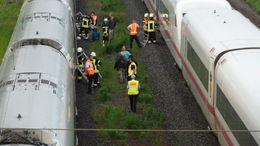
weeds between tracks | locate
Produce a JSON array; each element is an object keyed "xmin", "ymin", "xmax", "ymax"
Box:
[{"xmin": 84, "ymin": 0, "xmax": 164, "ymax": 144}]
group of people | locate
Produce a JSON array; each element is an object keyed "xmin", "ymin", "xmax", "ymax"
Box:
[
  {"xmin": 76, "ymin": 12, "xmax": 159, "ymax": 112},
  {"xmin": 114, "ymin": 45, "xmax": 140, "ymax": 112},
  {"xmin": 126, "ymin": 12, "xmax": 158, "ymax": 49},
  {"xmin": 77, "ymin": 47, "xmax": 101, "ymax": 94},
  {"xmin": 78, "ymin": 11, "xmax": 117, "ymax": 47}
]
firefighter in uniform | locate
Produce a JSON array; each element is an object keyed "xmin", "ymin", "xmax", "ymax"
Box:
[
  {"xmin": 127, "ymin": 20, "xmax": 142, "ymax": 49},
  {"xmin": 77, "ymin": 47, "xmax": 86, "ymax": 81},
  {"xmin": 147, "ymin": 13, "xmax": 157, "ymax": 44},
  {"xmin": 143, "ymin": 13, "xmax": 149, "ymax": 37},
  {"xmin": 85, "ymin": 54, "xmax": 95, "ymax": 93},
  {"xmin": 80, "ymin": 15, "xmax": 92, "ymax": 40},
  {"xmin": 91, "ymin": 52, "xmax": 101, "ymax": 87},
  {"xmin": 127, "ymin": 56, "xmax": 137, "ymax": 81},
  {"xmin": 126, "ymin": 75, "xmax": 140, "ymax": 113},
  {"xmin": 102, "ymin": 18, "xmax": 109, "ymax": 47}
]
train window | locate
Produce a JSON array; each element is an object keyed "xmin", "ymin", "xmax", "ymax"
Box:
[
  {"xmin": 187, "ymin": 42, "xmax": 209, "ymax": 91},
  {"xmin": 159, "ymin": 0, "xmax": 169, "ymax": 26},
  {"xmin": 216, "ymin": 85, "xmax": 258, "ymax": 146}
]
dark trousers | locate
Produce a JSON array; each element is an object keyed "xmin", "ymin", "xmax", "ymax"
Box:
[
  {"xmin": 87, "ymin": 75, "xmax": 93, "ymax": 93},
  {"xmin": 130, "ymin": 35, "xmax": 142, "ymax": 49},
  {"xmin": 129, "ymin": 95, "xmax": 138, "ymax": 112},
  {"xmin": 80, "ymin": 27, "xmax": 89, "ymax": 37},
  {"xmin": 148, "ymin": 31, "xmax": 156, "ymax": 42},
  {"xmin": 93, "ymin": 73, "xmax": 99, "ymax": 86}
]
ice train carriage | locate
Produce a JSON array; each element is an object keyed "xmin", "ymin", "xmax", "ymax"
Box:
[
  {"xmin": 0, "ymin": 0, "xmax": 76, "ymax": 145},
  {"xmin": 143, "ymin": 0, "xmax": 232, "ymax": 67},
  {"xmin": 181, "ymin": 9, "xmax": 260, "ymax": 145},
  {"xmin": 144, "ymin": 0, "xmax": 260, "ymax": 145}
]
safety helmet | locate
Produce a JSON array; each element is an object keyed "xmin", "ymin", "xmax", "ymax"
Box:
[
  {"xmin": 144, "ymin": 13, "xmax": 149, "ymax": 17},
  {"xmin": 131, "ymin": 75, "xmax": 136, "ymax": 79},
  {"xmin": 149, "ymin": 13, "xmax": 154, "ymax": 18},
  {"xmin": 77, "ymin": 47, "xmax": 83, "ymax": 53},
  {"xmin": 104, "ymin": 18, "xmax": 108, "ymax": 22},
  {"xmin": 90, "ymin": 52, "xmax": 96, "ymax": 57}
]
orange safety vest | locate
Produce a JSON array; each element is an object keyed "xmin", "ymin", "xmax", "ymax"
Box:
[
  {"xmin": 91, "ymin": 15, "xmax": 97, "ymax": 25},
  {"xmin": 129, "ymin": 23, "xmax": 138, "ymax": 35},
  {"xmin": 85, "ymin": 59, "xmax": 95, "ymax": 75}
]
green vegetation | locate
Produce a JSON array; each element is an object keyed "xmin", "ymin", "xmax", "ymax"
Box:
[
  {"xmin": 84, "ymin": 0, "xmax": 165, "ymax": 144},
  {"xmin": 0, "ymin": 0, "xmax": 23, "ymax": 64},
  {"xmin": 245, "ymin": 0, "xmax": 260, "ymax": 14}
]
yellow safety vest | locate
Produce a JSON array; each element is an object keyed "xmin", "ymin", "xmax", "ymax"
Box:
[
  {"xmin": 128, "ymin": 62, "xmax": 137, "ymax": 76},
  {"xmin": 128, "ymin": 80, "xmax": 139, "ymax": 95},
  {"xmin": 82, "ymin": 17, "xmax": 90, "ymax": 28},
  {"xmin": 147, "ymin": 20, "xmax": 155, "ymax": 32},
  {"xmin": 92, "ymin": 58, "xmax": 100, "ymax": 73}
]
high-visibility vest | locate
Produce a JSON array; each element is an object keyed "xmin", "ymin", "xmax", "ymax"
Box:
[
  {"xmin": 82, "ymin": 17, "xmax": 90, "ymax": 28},
  {"xmin": 91, "ymin": 15, "xmax": 97, "ymax": 25},
  {"xmin": 147, "ymin": 20, "xmax": 155, "ymax": 32},
  {"xmin": 129, "ymin": 23, "xmax": 138, "ymax": 35},
  {"xmin": 85, "ymin": 59, "xmax": 94, "ymax": 75},
  {"xmin": 78, "ymin": 54, "xmax": 85, "ymax": 71},
  {"xmin": 92, "ymin": 58, "xmax": 100, "ymax": 73},
  {"xmin": 143, "ymin": 18, "xmax": 148, "ymax": 31},
  {"xmin": 128, "ymin": 80, "xmax": 139, "ymax": 95},
  {"xmin": 102, "ymin": 25, "xmax": 109, "ymax": 36},
  {"xmin": 128, "ymin": 62, "xmax": 137, "ymax": 76}
]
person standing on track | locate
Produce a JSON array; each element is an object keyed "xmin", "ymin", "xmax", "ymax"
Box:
[
  {"xmin": 108, "ymin": 15, "xmax": 117, "ymax": 39},
  {"xmin": 85, "ymin": 54, "xmax": 95, "ymax": 94},
  {"xmin": 126, "ymin": 75, "xmax": 140, "ymax": 113},
  {"xmin": 77, "ymin": 47, "xmax": 86, "ymax": 82},
  {"xmin": 127, "ymin": 56, "xmax": 137, "ymax": 81},
  {"xmin": 127, "ymin": 20, "xmax": 142, "ymax": 49},
  {"xmin": 91, "ymin": 52, "xmax": 101, "ymax": 87},
  {"xmin": 147, "ymin": 13, "xmax": 157, "ymax": 44},
  {"xmin": 143, "ymin": 13, "xmax": 149, "ymax": 38},
  {"xmin": 102, "ymin": 18, "xmax": 109, "ymax": 47},
  {"xmin": 80, "ymin": 15, "xmax": 92, "ymax": 40}
]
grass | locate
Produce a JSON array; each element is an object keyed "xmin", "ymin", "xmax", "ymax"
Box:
[
  {"xmin": 245, "ymin": 0, "xmax": 260, "ymax": 13},
  {"xmin": 83, "ymin": 0, "xmax": 165, "ymax": 144},
  {"xmin": 0, "ymin": 1, "xmax": 23, "ymax": 64}
]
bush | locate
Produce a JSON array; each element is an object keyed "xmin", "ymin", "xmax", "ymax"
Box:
[
  {"xmin": 139, "ymin": 93, "xmax": 153, "ymax": 104},
  {"xmin": 99, "ymin": 105, "xmax": 128, "ymax": 139},
  {"xmin": 98, "ymin": 87, "xmax": 111, "ymax": 102},
  {"xmin": 123, "ymin": 113, "xmax": 144, "ymax": 129},
  {"xmin": 142, "ymin": 105, "xmax": 163, "ymax": 128}
]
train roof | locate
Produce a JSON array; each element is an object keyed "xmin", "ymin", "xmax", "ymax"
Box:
[
  {"xmin": 182, "ymin": 9, "xmax": 260, "ymax": 67},
  {"xmin": 215, "ymin": 49, "xmax": 260, "ymax": 143}
]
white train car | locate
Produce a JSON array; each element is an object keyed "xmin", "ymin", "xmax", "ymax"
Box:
[
  {"xmin": 144, "ymin": 0, "xmax": 260, "ymax": 145},
  {"xmin": 181, "ymin": 9, "xmax": 260, "ymax": 145},
  {"xmin": 143, "ymin": 0, "xmax": 232, "ymax": 67},
  {"xmin": 0, "ymin": 0, "xmax": 76, "ymax": 145}
]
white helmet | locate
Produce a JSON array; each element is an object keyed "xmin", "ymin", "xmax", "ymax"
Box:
[
  {"xmin": 149, "ymin": 13, "xmax": 154, "ymax": 18},
  {"xmin": 144, "ymin": 13, "xmax": 149, "ymax": 17},
  {"xmin": 77, "ymin": 47, "xmax": 83, "ymax": 53},
  {"xmin": 90, "ymin": 52, "xmax": 96, "ymax": 57},
  {"xmin": 104, "ymin": 18, "xmax": 108, "ymax": 22}
]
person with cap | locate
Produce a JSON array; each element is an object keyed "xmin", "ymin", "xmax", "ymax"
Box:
[
  {"xmin": 126, "ymin": 75, "xmax": 140, "ymax": 113},
  {"xmin": 127, "ymin": 56, "xmax": 137, "ymax": 81},
  {"xmin": 143, "ymin": 13, "xmax": 149, "ymax": 37},
  {"xmin": 85, "ymin": 53, "xmax": 95, "ymax": 93},
  {"xmin": 91, "ymin": 52, "xmax": 101, "ymax": 87},
  {"xmin": 102, "ymin": 18, "xmax": 109, "ymax": 47},
  {"xmin": 147, "ymin": 13, "xmax": 157, "ymax": 44},
  {"xmin": 77, "ymin": 47, "xmax": 87, "ymax": 82},
  {"xmin": 127, "ymin": 20, "xmax": 142, "ymax": 49}
]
